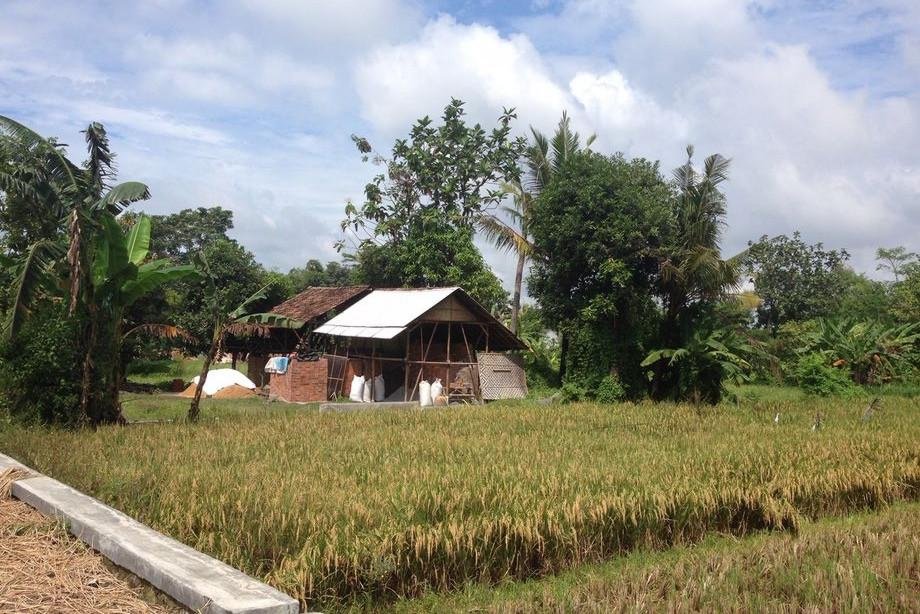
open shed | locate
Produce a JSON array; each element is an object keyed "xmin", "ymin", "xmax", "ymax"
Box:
[
  {"xmin": 313, "ymin": 287, "xmax": 527, "ymax": 404},
  {"xmin": 224, "ymin": 285, "xmax": 370, "ymax": 388}
]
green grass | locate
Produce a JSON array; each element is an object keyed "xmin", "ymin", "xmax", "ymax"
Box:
[
  {"xmin": 395, "ymin": 502, "xmax": 920, "ymax": 613},
  {"xmin": 1, "ymin": 396, "xmax": 917, "ymax": 611},
  {"xmin": 125, "ymin": 357, "xmax": 247, "ymax": 387}
]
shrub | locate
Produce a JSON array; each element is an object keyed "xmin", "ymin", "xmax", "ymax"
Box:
[
  {"xmin": 595, "ymin": 374, "xmax": 626, "ymax": 403},
  {"xmin": 0, "ymin": 303, "xmax": 83, "ymax": 425},
  {"xmin": 794, "ymin": 353, "xmax": 860, "ymax": 398}
]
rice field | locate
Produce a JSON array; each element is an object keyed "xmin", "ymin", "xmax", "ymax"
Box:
[
  {"xmin": 0, "ymin": 396, "xmax": 917, "ymax": 611},
  {"xmin": 400, "ymin": 501, "xmax": 920, "ymax": 612}
]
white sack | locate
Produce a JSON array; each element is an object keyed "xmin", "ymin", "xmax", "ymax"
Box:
[
  {"xmin": 430, "ymin": 378, "xmax": 443, "ymax": 401},
  {"xmin": 419, "ymin": 380, "xmax": 433, "ymax": 407},
  {"xmin": 373, "ymin": 374, "xmax": 386, "ymax": 402},
  {"xmin": 349, "ymin": 375, "xmax": 365, "ymax": 402},
  {"xmin": 192, "ymin": 369, "xmax": 257, "ymax": 397},
  {"xmin": 362, "ymin": 376, "xmax": 373, "ymax": 403}
]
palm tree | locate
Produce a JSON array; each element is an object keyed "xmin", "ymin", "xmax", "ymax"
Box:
[
  {"xmin": 525, "ymin": 110, "xmax": 595, "ymax": 196},
  {"xmin": 649, "ymin": 146, "xmax": 742, "ymax": 401},
  {"xmin": 478, "ymin": 182, "xmax": 533, "ymax": 334},
  {"xmin": 479, "ymin": 112, "xmax": 593, "ymax": 358},
  {"xmin": 659, "ymin": 145, "xmax": 739, "ymax": 344}
]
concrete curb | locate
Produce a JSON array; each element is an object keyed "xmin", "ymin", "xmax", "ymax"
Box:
[{"xmin": 0, "ymin": 453, "xmax": 299, "ymax": 614}]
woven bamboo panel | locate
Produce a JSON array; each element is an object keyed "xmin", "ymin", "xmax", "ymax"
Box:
[{"xmin": 477, "ymin": 352, "xmax": 527, "ymax": 400}]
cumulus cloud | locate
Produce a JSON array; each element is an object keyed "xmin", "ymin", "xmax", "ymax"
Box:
[{"xmin": 2, "ymin": 0, "xmax": 917, "ymax": 281}]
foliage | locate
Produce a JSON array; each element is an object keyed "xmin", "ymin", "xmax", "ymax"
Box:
[
  {"xmin": 0, "ymin": 302, "xmax": 81, "ymax": 424},
  {"xmin": 595, "ymin": 374, "xmax": 626, "ymax": 403},
  {"xmin": 516, "ymin": 305, "xmax": 560, "ymax": 391},
  {"xmin": 0, "ymin": 116, "xmax": 194, "ymax": 425},
  {"xmin": 890, "ymin": 261, "xmax": 920, "ymax": 323},
  {"xmin": 803, "ymin": 319, "xmax": 920, "ymax": 385},
  {"xmin": 171, "ymin": 238, "xmax": 281, "ymax": 355},
  {"xmin": 793, "ymin": 353, "xmax": 860, "ymax": 397},
  {"xmin": 875, "ymin": 246, "xmax": 917, "ymax": 282},
  {"xmin": 121, "ymin": 206, "xmax": 234, "ymax": 263},
  {"xmin": 528, "ymin": 151, "xmax": 672, "ymax": 394},
  {"xmin": 351, "ymin": 226, "xmax": 508, "ymax": 314},
  {"xmin": 1, "ymin": 398, "xmax": 917, "ymax": 609},
  {"xmin": 341, "ymin": 99, "xmax": 525, "ymax": 244},
  {"xmin": 341, "ymin": 100, "xmax": 523, "ymax": 310},
  {"xmin": 743, "ymin": 232, "xmax": 850, "ymax": 331},
  {"xmin": 833, "ymin": 268, "xmax": 892, "ymax": 323},
  {"xmin": 642, "ymin": 326, "xmax": 754, "ymax": 404},
  {"xmin": 286, "ymin": 259, "xmax": 354, "ymax": 292}
]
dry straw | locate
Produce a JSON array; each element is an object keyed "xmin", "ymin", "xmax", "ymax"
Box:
[{"xmin": 0, "ymin": 468, "xmax": 179, "ymax": 613}]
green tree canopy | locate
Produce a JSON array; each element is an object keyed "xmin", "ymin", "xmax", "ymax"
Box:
[
  {"xmin": 528, "ymin": 151, "xmax": 672, "ymax": 395},
  {"xmin": 339, "ymin": 99, "xmax": 522, "ymax": 311},
  {"xmin": 287, "ymin": 259, "xmax": 354, "ymax": 292},
  {"xmin": 743, "ymin": 232, "xmax": 850, "ymax": 332}
]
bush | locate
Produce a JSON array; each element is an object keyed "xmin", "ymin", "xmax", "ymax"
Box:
[
  {"xmin": 0, "ymin": 303, "xmax": 83, "ymax": 425},
  {"xmin": 595, "ymin": 374, "xmax": 626, "ymax": 403},
  {"xmin": 794, "ymin": 353, "xmax": 860, "ymax": 398}
]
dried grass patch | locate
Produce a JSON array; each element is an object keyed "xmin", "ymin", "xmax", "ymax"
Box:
[{"xmin": 0, "ymin": 469, "xmax": 182, "ymax": 613}]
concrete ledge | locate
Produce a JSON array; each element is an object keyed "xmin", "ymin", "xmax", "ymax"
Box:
[
  {"xmin": 1, "ymin": 453, "xmax": 298, "ymax": 614},
  {"xmin": 319, "ymin": 400, "xmax": 419, "ymax": 412}
]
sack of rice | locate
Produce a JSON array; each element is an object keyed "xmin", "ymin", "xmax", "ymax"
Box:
[
  {"xmin": 430, "ymin": 378, "xmax": 443, "ymax": 400},
  {"xmin": 419, "ymin": 380, "xmax": 433, "ymax": 407},
  {"xmin": 373, "ymin": 374, "xmax": 385, "ymax": 402},
  {"xmin": 349, "ymin": 375, "xmax": 365, "ymax": 402},
  {"xmin": 362, "ymin": 376, "xmax": 373, "ymax": 403}
]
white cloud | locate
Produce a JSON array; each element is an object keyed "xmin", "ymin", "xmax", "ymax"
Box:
[{"xmin": 354, "ymin": 17, "xmax": 572, "ymax": 137}]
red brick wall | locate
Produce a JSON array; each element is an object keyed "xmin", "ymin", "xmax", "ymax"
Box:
[{"xmin": 269, "ymin": 358, "xmax": 328, "ymax": 403}]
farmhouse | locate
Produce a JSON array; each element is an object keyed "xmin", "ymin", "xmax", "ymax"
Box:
[{"xmin": 252, "ymin": 286, "xmax": 527, "ymax": 404}]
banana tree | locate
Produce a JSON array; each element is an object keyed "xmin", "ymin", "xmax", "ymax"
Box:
[
  {"xmin": 804, "ymin": 319, "xmax": 920, "ymax": 385},
  {"xmin": 90, "ymin": 213, "xmax": 197, "ymax": 420},
  {"xmin": 1, "ymin": 116, "xmax": 166, "ymax": 424},
  {"xmin": 642, "ymin": 326, "xmax": 754, "ymax": 405},
  {"xmin": 187, "ymin": 253, "xmax": 303, "ymax": 422}
]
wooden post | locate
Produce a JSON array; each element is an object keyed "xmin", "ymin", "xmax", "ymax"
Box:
[{"xmin": 403, "ymin": 328, "xmax": 410, "ymax": 402}]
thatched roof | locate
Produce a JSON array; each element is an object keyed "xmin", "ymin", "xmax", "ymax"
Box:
[{"xmin": 269, "ymin": 286, "xmax": 370, "ymax": 325}]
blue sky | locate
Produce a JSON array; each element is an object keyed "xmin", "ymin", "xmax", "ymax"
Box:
[{"xmin": 2, "ymin": 0, "xmax": 918, "ymax": 288}]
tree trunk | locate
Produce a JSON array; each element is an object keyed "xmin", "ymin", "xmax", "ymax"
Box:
[
  {"xmin": 559, "ymin": 330, "xmax": 569, "ymax": 382},
  {"xmin": 188, "ymin": 326, "xmax": 222, "ymax": 422},
  {"xmin": 79, "ymin": 307, "xmax": 98, "ymax": 426},
  {"xmin": 510, "ymin": 251, "xmax": 525, "ymax": 335}
]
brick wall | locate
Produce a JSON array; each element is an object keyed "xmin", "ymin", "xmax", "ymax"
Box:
[{"xmin": 269, "ymin": 357, "xmax": 328, "ymax": 403}]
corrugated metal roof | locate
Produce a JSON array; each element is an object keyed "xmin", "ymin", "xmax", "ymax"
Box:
[{"xmin": 314, "ymin": 287, "xmax": 459, "ymax": 339}]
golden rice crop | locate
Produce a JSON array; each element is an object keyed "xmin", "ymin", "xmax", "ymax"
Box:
[{"xmin": 1, "ymin": 397, "xmax": 918, "ymax": 610}]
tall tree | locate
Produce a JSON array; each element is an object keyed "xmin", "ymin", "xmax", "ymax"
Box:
[
  {"xmin": 477, "ymin": 181, "xmax": 533, "ymax": 333},
  {"xmin": 743, "ymin": 232, "xmax": 850, "ymax": 333},
  {"xmin": 658, "ymin": 146, "xmax": 737, "ymax": 342},
  {"xmin": 339, "ymin": 99, "xmax": 523, "ymax": 311},
  {"xmin": 528, "ymin": 151, "xmax": 672, "ymax": 396},
  {"xmin": 876, "ymin": 246, "xmax": 917, "ymax": 282}
]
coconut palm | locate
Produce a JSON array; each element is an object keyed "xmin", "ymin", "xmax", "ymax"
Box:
[
  {"xmin": 480, "ymin": 112, "xmax": 594, "ymax": 363},
  {"xmin": 659, "ymin": 145, "xmax": 739, "ymax": 343},
  {"xmin": 478, "ymin": 182, "xmax": 534, "ymax": 333}
]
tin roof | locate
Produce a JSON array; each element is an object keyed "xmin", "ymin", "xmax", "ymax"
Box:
[{"xmin": 314, "ymin": 287, "xmax": 525, "ymax": 350}]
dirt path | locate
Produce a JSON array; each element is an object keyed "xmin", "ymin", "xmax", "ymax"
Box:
[{"xmin": 1, "ymin": 471, "xmax": 184, "ymax": 613}]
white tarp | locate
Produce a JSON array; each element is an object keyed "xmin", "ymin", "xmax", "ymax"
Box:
[
  {"xmin": 314, "ymin": 287, "xmax": 458, "ymax": 339},
  {"xmin": 192, "ymin": 369, "xmax": 257, "ymax": 396}
]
